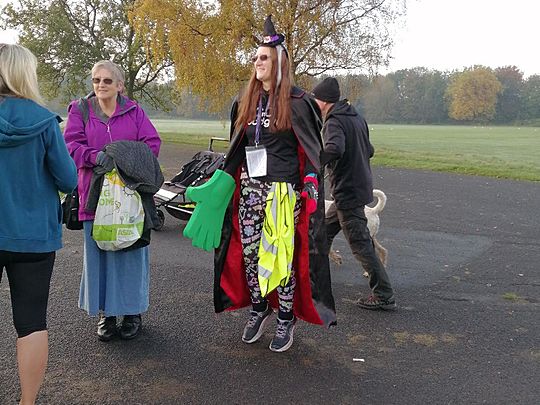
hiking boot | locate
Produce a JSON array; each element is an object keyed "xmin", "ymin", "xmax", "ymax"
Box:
[
  {"xmin": 269, "ymin": 317, "xmax": 296, "ymax": 353},
  {"xmin": 356, "ymin": 294, "xmax": 397, "ymax": 310},
  {"xmin": 242, "ymin": 307, "xmax": 273, "ymax": 344},
  {"xmin": 97, "ymin": 315, "xmax": 117, "ymax": 341}
]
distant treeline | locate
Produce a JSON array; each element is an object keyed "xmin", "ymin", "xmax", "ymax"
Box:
[
  {"xmin": 47, "ymin": 65, "xmax": 540, "ymax": 126},
  {"xmin": 340, "ymin": 66, "xmax": 539, "ymax": 125}
]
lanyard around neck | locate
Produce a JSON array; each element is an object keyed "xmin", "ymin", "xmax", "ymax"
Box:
[{"xmin": 254, "ymin": 94, "xmax": 270, "ymax": 146}]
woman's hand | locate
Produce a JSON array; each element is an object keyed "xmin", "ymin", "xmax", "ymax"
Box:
[{"xmin": 94, "ymin": 151, "xmax": 114, "ymax": 174}]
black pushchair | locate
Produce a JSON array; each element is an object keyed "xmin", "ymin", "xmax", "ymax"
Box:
[{"xmin": 153, "ymin": 137, "xmax": 228, "ymax": 230}]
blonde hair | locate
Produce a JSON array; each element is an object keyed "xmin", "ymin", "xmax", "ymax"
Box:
[
  {"xmin": 0, "ymin": 43, "xmax": 44, "ymax": 104},
  {"xmin": 91, "ymin": 60, "xmax": 125, "ymax": 92}
]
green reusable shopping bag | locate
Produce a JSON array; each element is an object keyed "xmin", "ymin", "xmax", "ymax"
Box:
[{"xmin": 92, "ymin": 169, "xmax": 145, "ymax": 251}]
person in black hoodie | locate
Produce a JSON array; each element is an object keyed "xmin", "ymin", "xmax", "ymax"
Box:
[{"xmin": 312, "ymin": 77, "xmax": 396, "ymax": 310}]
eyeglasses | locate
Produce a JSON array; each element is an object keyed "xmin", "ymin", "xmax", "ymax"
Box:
[
  {"xmin": 91, "ymin": 78, "xmax": 114, "ymax": 85},
  {"xmin": 251, "ymin": 54, "xmax": 270, "ymax": 63}
]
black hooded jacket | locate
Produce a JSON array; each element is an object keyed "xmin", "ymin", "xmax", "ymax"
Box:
[{"xmin": 322, "ymin": 100, "xmax": 374, "ymax": 209}]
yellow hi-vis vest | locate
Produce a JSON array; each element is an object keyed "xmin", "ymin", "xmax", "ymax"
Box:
[{"xmin": 257, "ymin": 182, "xmax": 296, "ymax": 297}]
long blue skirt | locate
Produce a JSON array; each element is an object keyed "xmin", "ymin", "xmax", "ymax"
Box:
[{"xmin": 79, "ymin": 221, "xmax": 150, "ymax": 317}]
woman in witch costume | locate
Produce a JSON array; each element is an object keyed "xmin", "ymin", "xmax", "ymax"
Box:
[{"xmin": 183, "ymin": 15, "xmax": 336, "ymax": 352}]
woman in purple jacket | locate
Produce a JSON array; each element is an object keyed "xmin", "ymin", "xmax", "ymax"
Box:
[{"xmin": 64, "ymin": 60, "xmax": 161, "ymax": 341}]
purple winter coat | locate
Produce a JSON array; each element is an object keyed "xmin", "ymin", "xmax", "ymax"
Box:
[{"xmin": 64, "ymin": 96, "xmax": 161, "ymax": 221}]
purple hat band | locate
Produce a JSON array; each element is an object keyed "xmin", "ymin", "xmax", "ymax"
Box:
[{"xmin": 264, "ymin": 34, "xmax": 281, "ymax": 43}]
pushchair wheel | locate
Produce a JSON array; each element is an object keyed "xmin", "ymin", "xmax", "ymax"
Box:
[{"xmin": 154, "ymin": 209, "xmax": 165, "ymax": 231}]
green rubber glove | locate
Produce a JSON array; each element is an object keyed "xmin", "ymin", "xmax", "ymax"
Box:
[{"xmin": 183, "ymin": 169, "xmax": 236, "ymax": 251}]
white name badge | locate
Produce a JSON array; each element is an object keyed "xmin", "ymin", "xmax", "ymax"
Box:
[{"xmin": 245, "ymin": 145, "xmax": 267, "ymax": 178}]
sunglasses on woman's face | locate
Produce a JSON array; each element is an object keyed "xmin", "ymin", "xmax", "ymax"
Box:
[
  {"xmin": 251, "ymin": 54, "xmax": 270, "ymax": 63},
  {"xmin": 92, "ymin": 78, "xmax": 114, "ymax": 85}
]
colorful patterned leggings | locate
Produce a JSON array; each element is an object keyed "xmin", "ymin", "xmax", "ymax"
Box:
[{"xmin": 238, "ymin": 167, "xmax": 300, "ymax": 315}]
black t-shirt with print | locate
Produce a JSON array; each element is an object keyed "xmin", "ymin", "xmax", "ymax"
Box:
[{"xmin": 245, "ymin": 94, "xmax": 299, "ymax": 184}]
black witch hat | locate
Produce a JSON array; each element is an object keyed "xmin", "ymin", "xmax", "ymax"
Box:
[{"xmin": 259, "ymin": 15, "xmax": 285, "ymax": 47}]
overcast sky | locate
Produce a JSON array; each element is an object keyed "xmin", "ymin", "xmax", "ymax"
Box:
[
  {"xmin": 386, "ymin": 0, "xmax": 539, "ymax": 77},
  {"xmin": 1, "ymin": 0, "xmax": 538, "ymax": 77}
]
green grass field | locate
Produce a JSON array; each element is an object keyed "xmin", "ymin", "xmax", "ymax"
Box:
[{"xmin": 152, "ymin": 119, "xmax": 540, "ymax": 182}]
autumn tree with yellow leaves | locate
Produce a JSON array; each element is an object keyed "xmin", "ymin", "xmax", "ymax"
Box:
[
  {"xmin": 129, "ymin": 0, "xmax": 405, "ymax": 112},
  {"xmin": 446, "ymin": 66, "xmax": 502, "ymax": 122}
]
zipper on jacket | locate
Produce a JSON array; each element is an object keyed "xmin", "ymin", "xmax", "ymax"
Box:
[
  {"xmin": 106, "ymin": 123, "xmax": 112, "ymax": 142},
  {"xmin": 104, "ymin": 103, "xmax": 136, "ymax": 143}
]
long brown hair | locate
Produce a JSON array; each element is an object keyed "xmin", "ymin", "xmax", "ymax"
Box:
[{"xmin": 234, "ymin": 46, "xmax": 292, "ymax": 134}]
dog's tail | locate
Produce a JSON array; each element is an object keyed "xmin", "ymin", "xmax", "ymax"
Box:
[{"xmin": 371, "ymin": 189, "xmax": 387, "ymax": 214}]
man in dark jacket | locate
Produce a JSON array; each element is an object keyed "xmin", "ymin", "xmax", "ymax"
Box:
[{"xmin": 312, "ymin": 77, "xmax": 396, "ymax": 310}]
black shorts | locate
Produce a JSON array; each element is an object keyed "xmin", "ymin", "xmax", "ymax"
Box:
[{"xmin": 0, "ymin": 250, "xmax": 55, "ymax": 338}]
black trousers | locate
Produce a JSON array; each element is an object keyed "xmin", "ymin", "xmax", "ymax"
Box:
[
  {"xmin": 325, "ymin": 203, "xmax": 394, "ymax": 300},
  {"xmin": 0, "ymin": 250, "xmax": 55, "ymax": 338}
]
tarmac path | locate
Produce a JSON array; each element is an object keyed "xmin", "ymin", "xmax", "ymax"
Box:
[{"xmin": 1, "ymin": 142, "xmax": 539, "ymax": 404}]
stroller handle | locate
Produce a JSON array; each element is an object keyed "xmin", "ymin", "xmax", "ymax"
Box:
[{"xmin": 208, "ymin": 137, "xmax": 229, "ymax": 152}]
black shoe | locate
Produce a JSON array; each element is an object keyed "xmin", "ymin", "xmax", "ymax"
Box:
[
  {"xmin": 120, "ymin": 314, "xmax": 142, "ymax": 340},
  {"xmin": 97, "ymin": 315, "xmax": 117, "ymax": 341},
  {"xmin": 356, "ymin": 294, "xmax": 397, "ymax": 310}
]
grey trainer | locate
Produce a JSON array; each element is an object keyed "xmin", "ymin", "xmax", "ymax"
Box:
[
  {"xmin": 242, "ymin": 307, "xmax": 273, "ymax": 343},
  {"xmin": 269, "ymin": 317, "xmax": 296, "ymax": 353}
]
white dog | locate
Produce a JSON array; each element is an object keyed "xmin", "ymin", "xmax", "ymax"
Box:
[{"xmin": 325, "ymin": 189, "xmax": 388, "ymax": 276}]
